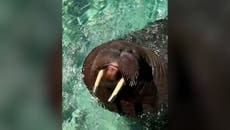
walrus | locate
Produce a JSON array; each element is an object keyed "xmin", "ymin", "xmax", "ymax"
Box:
[{"xmin": 82, "ymin": 40, "xmax": 167, "ymax": 117}]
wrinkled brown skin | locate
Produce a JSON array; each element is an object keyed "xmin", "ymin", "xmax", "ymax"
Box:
[{"xmin": 82, "ymin": 40, "xmax": 167, "ymax": 117}]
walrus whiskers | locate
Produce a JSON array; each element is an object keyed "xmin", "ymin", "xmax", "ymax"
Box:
[
  {"xmin": 108, "ymin": 78, "xmax": 125, "ymax": 102},
  {"xmin": 93, "ymin": 69, "xmax": 104, "ymax": 94}
]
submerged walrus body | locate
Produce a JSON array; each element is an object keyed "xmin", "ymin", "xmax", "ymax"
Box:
[{"xmin": 82, "ymin": 40, "xmax": 167, "ymax": 116}]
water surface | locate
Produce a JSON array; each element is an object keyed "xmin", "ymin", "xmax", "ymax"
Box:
[{"xmin": 62, "ymin": 0, "xmax": 167, "ymax": 129}]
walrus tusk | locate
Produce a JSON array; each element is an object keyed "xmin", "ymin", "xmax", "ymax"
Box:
[
  {"xmin": 93, "ymin": 69, "xmax": 104, "ymax": 94},
  {"xmin": 108, "ymin": 78, "xmax": 125, "ymax": 102}
]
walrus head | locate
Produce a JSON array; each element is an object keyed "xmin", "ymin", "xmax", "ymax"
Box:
[{"xmin": 82, "ymin": 40, "xmax": 167, "ymax": 116}]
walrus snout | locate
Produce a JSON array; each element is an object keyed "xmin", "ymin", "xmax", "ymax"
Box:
[
  {"xmin": 92, "ymin": 61, "xmax": 127, "ymax": 102},
  {"xmin": 91, "ymin": 49, "xmax": 140, "ymax": 96},
  {"xmin": 92, "ymin": 62, "xmax": 122, "ymax": 93},
  {"xmin": 92, "ymin": 50, "xmax": 140, "ymax": 101}
]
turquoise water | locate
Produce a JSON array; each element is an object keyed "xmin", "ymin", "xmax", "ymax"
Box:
[{"xmin": 62, "ymin": 0, "xmax": 168, "ymax": 129}]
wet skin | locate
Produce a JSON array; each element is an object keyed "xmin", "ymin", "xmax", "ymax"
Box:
[{"xmin": 82, "ymin": 40, "xmax": 167, "ymax": 116}]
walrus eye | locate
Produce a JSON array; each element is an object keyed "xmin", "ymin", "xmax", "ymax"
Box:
[
  {"xmin": 107, "ymin": 77, "xmax": 125, "ymax": 102},
  {"xmin": 92, "ymin": 69, "xmax": 104, "ymax": 94}
]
